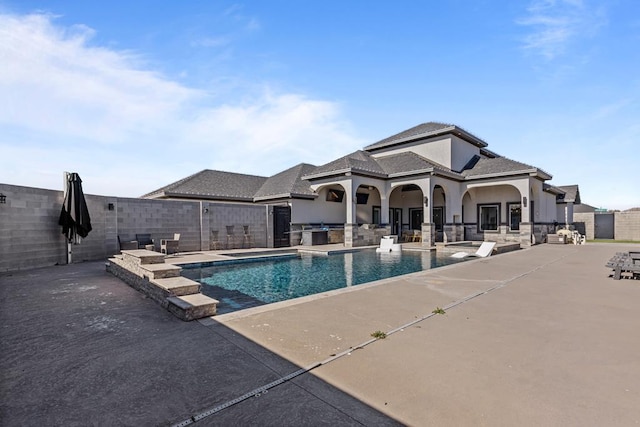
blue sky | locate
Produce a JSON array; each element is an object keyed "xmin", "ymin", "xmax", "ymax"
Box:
[{"xmin": 1, "ymin": 0, "xmax": 639, "ymax": 209}]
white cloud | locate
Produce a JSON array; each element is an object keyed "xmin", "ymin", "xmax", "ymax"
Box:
[
  {"xmin": 517, "ymin": 0, "xmax": 606, "ymax": 60},
  {"xmin": 0, "ymin": 13, "xmax": 364, "ymax": 197}
]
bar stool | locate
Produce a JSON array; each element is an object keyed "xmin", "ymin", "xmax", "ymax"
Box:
[
  {"xmin": 211, "ymin": 230, "xmax": 222, "ymax": 250},
  {"xmin": 226, "ymin": 225, "xmax": 236, "ymax": 249},
  {"xmin": 242, "ymin": 225, "xmax": 253, "ymax": 248}
]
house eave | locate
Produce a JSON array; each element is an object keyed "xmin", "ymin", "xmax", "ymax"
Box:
[
  {"xmin": 253, "ymin": 192, "xmax": 317, "ymax": 202},
  {"xmin": 163, "ymin": 191, "xmax": 254, "ymax": 202},
  {"xmin": 464, "ymin": 170, "xmax": 539, "ymax": 181},
  {"xmin": 303, "ymin": 168, "xmax": 387, "ymax": 181}
]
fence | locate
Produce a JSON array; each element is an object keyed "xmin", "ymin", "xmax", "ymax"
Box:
[
  {"xmin": 0, "ymin": 184, "xmax": 274, "ymax": 273},
  {"xmin": 574, "ymin": 211, "xmax": 640, "ymax": 241}
]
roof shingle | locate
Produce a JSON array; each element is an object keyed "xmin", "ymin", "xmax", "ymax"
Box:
[{"xmin": 142, "ymin": 169, "xmax": 267, "ymax": 201}]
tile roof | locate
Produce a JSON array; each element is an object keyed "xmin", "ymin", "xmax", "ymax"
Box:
[
  {"xmin": 364, "ymin": 122, "xmax": 488, "ymax": 151},
  {"xmin": 141, "ymin": 169, "xmax": 267, "ymax": 201},
  {"xmin": 254, "ymin": 163, "xmax": 317, "ymax": 200},
  {"xmin": 302, "ymin": 150, "xmax": 387, "ymax": 179},
  {"xmin": 375, "ymin": 152, "xmax": 453, "ymax": 177},
  {"xmin": 556, "ymin": 185, "xmax": 580, "ymax": 203},
  {"xmin": 461, "ymin": 156, "xmax": 547, "ymax": 178}
]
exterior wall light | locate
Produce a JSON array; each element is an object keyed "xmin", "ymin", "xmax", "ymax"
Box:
[
  {"xmin": 0, "ymin": 193, "xmax": 6, "ymax": 204},
  {"xmin": 523, "ymin": 196, "xmax": 527, "ymax": 207}
]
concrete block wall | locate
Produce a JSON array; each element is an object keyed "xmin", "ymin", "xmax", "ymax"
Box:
[
  {"xmin": 570, "ymin": 212, "xmax": 639, "ymax": 241},
  {"xmin": 574, "ymin": 213, "xmax": 595, "ymax": 240},
  {"xmin": 206, "ymin": 203, "xmax": 269, "ymax": 249},
  {"xmin": 0, "ymin": 184, "xmax": 271, "ymax": 272},
  {"xmin": 614, "ymin": 211, "xmax": 640, "ymax": 241},
  {"xmin": 113, "ymin": 198, "xmax": 201, "ymax": 252},
  {"xmin": 1, "ymin": 185, "xmax": 67, "ymax": 270}
]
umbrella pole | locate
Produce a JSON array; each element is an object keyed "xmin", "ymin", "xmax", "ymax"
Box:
[{"xmin": 63, "ymin": 172, "xmax": 72, "ymax": 265}]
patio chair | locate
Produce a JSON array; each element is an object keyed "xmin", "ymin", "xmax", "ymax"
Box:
[
  {"xmin": 161, "ymin": 233, "xmax": 180, "ymax": 255},
  {"xmin": 211, "ymin": 230, "xmax": 223, "ymax": 250},
  {"xmin": 118, "ymin": 236, "xmax": 138, "ymax": 251},
  {"xmin": 135, "ymin": 233, "xmax": 155, "ymax": 250},
  {"xmin": 450, "ymin": 241, "xmax": 496, "ymax": 259}
]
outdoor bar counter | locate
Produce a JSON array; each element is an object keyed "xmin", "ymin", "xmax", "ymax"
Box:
[{"xmin": 301, "ymin": 229, "xmax": 328, "ymax": 245}]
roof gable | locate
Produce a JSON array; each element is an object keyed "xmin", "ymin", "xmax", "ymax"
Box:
[
  {"xmin": 302, "ymin": 150, "xmax": 386, "ymax": 180},
  {"xmin": 364, "ymin": 122, "xmax": 488, "ymax": 152},
  {"xmin": 556, "ymin": 185, "xmax": 580, "ymax": 203},
  {"xmin": 254, "ymin": 163, "xmax": 317, "ymax": 200}
]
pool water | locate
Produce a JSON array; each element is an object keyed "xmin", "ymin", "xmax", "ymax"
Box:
[{"xmin": 182, "ymin": 249, "xmax": 465, "ymax": 314}]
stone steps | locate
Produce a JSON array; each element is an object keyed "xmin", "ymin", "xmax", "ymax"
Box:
[
  {"xmin": 151, "ymin": 276, "xmax": 201, "ymax": 296},
  {"xmin": 167, "ymin": 294, "xmax": 218, "ymax": 321},
  {"xmin": 106, "ymin": 249, "xmax": 218, "ymax": 321}
]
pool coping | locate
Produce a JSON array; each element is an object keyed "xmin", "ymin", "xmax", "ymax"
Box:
[{"xmin": 198, "ymin": 249, "xmax": 487, "ymax": 324}]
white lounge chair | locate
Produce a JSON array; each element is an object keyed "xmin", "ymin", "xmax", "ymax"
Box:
[
  {"xmin": 450, "ymin": 241, "xmax": 496, "ymax": 259},
  {"xmin": 376, "ymin": 236, "xmax": 402, "ymax": 253}
]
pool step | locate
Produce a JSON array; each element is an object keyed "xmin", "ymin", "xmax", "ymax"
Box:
[
  {"xmin": 139, "ymin": 263, "xmax": 182, "ymax": 280},
  {"xmin": 106, "ymin": 250, "xmax": 217, "ymax": 321},
  {"xmin": 167, "ymin": 294, "xmax": 218, "ymax": 321},
  {"xmin": 152, "ymin": 276, "xmax": 201, "ymax": 296},
  {"xmin": 121, "ymin": 249, "xmax": 166, "ymax": 265}
]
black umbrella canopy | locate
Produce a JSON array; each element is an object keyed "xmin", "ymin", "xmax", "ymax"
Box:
[{"xmin": 59, "ymin": 172, "xmax": 92, "ymax": 244}]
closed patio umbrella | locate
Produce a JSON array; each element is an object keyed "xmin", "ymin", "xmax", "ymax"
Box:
[{"xmin": 59, "ymin": 172, "xmax": 92, "ymax": 263}]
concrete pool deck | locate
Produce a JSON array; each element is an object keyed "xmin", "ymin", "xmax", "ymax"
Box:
[{"xmin": 1, "ymin": 243, "xmax": 639, "ymax": 425}]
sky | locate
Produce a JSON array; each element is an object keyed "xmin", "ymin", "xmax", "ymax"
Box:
[{"xmin": 1, "ymin": 0, "xmax": 639, "ymax": 210}]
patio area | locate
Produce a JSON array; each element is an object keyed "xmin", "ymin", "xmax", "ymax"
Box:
[{"xmin": 1, "ymin": 242, "xmax": 639, "ymax": 425}]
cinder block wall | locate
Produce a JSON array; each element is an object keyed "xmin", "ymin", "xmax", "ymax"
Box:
[
  {"xmin": 112, "ymin": 198, "xmax": 201, "ymax": 252},
  {"xmin": 571, "ymin": 212, "xmax": 639, "ymax": 241},
  {"xmin": 0, "ymin": 184, "xmax": 271, "ymax": 272},
  {"xmin": 573, "ymin": 212, "xmax": 595, "ymax": 240},
  {"xmin": 614, "ymin": 211, "xmax": 640, "ymax": 241},
  {"xmin": 206, "ymin": 203, "xmax": 269, "ymax": 249},
  {"xmin": 0, "ymin": 185, "xmax": 68, "ymax": 270}
]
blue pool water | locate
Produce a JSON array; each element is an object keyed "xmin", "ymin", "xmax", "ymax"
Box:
[{"xmin": 182, "ymin": 249, "xmax": 465, "ymax": 314}]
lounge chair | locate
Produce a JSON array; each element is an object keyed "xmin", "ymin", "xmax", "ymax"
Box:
[
  {"xmin": 450, "ymin": 241, "xmax": 496, "ymax": 259},
  {"xmin": 376, "ymin": 236, "xmax": 402, "ymax": 253}
]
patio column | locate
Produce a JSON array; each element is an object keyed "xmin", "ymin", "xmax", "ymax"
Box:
[
  {"xmin": 422, "ymin": 195, "xmax": 434, "ymax": 246},
  {"xmin": 343, "ymin": 180, "xmax": 357, "ymax": 247},
  {"xmin": 380, "ymin": 194, "xmax": 389, "ymax": 224},
  {"xmin": 519, "ymin": 223, "xmax": 533, "ymax": 247}
]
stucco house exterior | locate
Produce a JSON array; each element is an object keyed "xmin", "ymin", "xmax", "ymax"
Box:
[{"xmin": 144, "ymin": 122, "xmax": 578, "ymax": 248}]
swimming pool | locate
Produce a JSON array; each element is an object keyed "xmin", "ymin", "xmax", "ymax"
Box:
[{"xmin": 182, "ymin": 249, "xmax": 465, "ymax": 314}]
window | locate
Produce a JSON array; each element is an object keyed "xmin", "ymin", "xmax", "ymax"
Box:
[
  {"xmin": 508, "ymin": 203, "xmax": 521, "ymax": 231},
  {"xmin": 372, "ymin": 206, "xmax": 381, "ymax": 224},
  {"xmin": 356, "ymin": 192, "xmax": 369, "ymax": 204},
  {"xmin": 326, "ymin": 189, "xmax": 344, "ymax": 202},
  {"xmin": 478, "ymin": 204, "xmax": 499, "ymax": 231}
]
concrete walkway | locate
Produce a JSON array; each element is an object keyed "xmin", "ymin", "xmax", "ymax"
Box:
[{"xmin": 2, "ymin": 243, "xmax": 639, "ymax": 425}]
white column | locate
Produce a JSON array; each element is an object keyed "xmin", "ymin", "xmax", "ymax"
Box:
[
  {"xmin": 380, "ymin": 194, "xmax": 389, "ymax": 224},
  {"xmin": 344, "ymin": 180, "xmax": 355, "ymax": 224}
]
